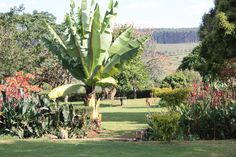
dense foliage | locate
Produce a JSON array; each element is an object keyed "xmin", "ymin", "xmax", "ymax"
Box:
[
  {"xmin": 0, "ymin": 6, "xmax": 70, "ymax": 87},
  {"xmin": 178, "ymin": 46, "xmax": 206, "ymax": 74}
]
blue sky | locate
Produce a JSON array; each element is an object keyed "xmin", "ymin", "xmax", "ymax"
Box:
[{"xmin": 0, "ymin": 0, "xmax": 214, "ymax": 28}]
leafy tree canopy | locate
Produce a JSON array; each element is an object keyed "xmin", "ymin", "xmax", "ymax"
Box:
[
  {"xmin": 160, "ymin": 70, "xmax": 201, "ymax": 89},
  {"xmin": 179, "ymin": 0, "xmax": 236, "ymax": 80},
  {"xmin": 198, "ymin": 0, "xmax": 236, "ymax": 79},
  {"xmin": 0, "ymin": 5, "xmax": 69, "ymax": 87},
  {"xmin": 113, "ymin": 25, "xmax": 152, "ymax": 93}
]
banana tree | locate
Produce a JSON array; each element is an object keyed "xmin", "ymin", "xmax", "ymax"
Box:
[{"xmin": 44, "ymin": 0, "xmax": 149, "ymax": 120}]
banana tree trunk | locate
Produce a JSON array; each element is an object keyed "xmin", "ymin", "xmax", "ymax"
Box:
[{"xmin": 85, "ymin": 86, "xmax": 100, "ymax": 120}]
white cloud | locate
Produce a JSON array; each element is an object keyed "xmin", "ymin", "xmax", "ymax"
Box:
[
  {"xmin": 0, "ymin": 2, "xmax": 12, "ymax": 9},
  {"xmin": 189, "ymin": 0, "xmax": 214, "ymax": 16}
]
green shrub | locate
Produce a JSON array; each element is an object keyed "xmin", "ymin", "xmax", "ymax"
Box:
[
  {"xmin": 160, "ymin": 70, "xmax": 201, "ymax": 89},
  {"xmin": 152, "ymin": 88, "xmax": 191, "ymax": 110},
  {"xmin": 147, "ymin": 112, "xmax": 181, "ymax": 141},
  {"xmin": 48, "ymin": 103, "xmax": 93, "ymax": 138},
  {"xmin": 160, "ymin": 72, "xmax": 189, "ymax": 89},
  {"xmin": 0, "ymin": 99, "xmax": 44, "ymax": 138},
  {"xmin": 0, "ymin": 96, "xmax": 93, "ymax": 139}
]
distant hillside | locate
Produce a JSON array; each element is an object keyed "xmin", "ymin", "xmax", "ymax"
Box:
[
  {"xmin": 136, "ymin": 28, "xmax": 200, "ymax": 81},
  {"xmin": 138, "ymin": 28, "xmax": 200, "ymax": 44},
  {"xmin": 142, "ymin": 42, "xmax": 199, "ymax": 81},
  {"xmin": 152, "ymin": 28, "xmax": 199, "ymax": 44}
]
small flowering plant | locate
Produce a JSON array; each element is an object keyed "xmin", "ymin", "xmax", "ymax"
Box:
[
  {"xmin": 189, "ymin": 81, "xmax": 228, "ymax": 107},
  {"xmin": 178, "ymin": 81, "xmax": 236, "ymax": 139},
  {"xmin": 0, "ymin": 71, "xmax": 41, "ymax": 110}
]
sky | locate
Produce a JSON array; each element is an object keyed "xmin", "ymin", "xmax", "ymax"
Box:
[{"xmin": 0, "ymin": 0, "xmax": 215, "ymax": 28}]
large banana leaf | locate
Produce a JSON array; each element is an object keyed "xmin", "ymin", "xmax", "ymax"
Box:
[
  {"xmin": 108, "ymin": 27, "xmax": 132, "ymax": 56},
  {"xmin": 95, "ymin": 77, "xmax": 117, "ymax": 87},
  {"xmin": 65, "ymin": 13, "xmax": 90, "ymax": 78},
  {"xmin": 104, "ymin": 35, "xmax": 150, "ymax": 74},
  {"xmin": 110, "ymin": 34, "xmax": 150, "ymax": 56},
  {"xmin": 89, "ymin": 5, "xmax": 101, "ymax": 72},
  {"xmin": 44, "ymin": 0, "xmax": 149, "ymax": 89},
  {"xmin": 99, "ymin": 0, "xmax": 118, "ymax": 61},
  {"xmin": 48, "ymin": 84, "xmax": 85, "ymax": 99}
]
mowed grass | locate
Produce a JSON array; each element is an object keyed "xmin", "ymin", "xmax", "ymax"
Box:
[
  {"xmin": 99, "ymin": 98, "xmax": 162, "ymax": 138},
  {"xmin": 1, "ymin": 99, "xmax": 236, "ymax": 157},
  {"xmin": 0, "ymin": 139, "xmax": 236, "ymax": 157}
]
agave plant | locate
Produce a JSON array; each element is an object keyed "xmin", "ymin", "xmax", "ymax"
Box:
[{"xmin": 44, "ymin": 0, "xmax": 149, "ymax": 120}]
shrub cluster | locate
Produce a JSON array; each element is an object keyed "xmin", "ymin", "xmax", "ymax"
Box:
[{"xmin": 148, "ymin": 82, "xmax": 236, "ymax": 141}]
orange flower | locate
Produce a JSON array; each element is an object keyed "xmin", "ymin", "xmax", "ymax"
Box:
[
  {"xmin": 1, "ymin": 71, "xmax": 41, "ymax": 101},
  {"xmin": 16, "ymin": 71, "xmax": 23, "ymax": 76},
  {"xmin": 25, "ymin": 73, "xmax": 35, "ymax": 79},
  {"xmin": 29, "ymin": 86, "xmax": 41, "ymax": 92},
  {"xmin": 0, "ymin": 84, "xmax": 6, "ymax": 92}
]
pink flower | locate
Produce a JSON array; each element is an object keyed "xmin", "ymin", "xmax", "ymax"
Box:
[
  {"xmin": 205, "ymin": 84, "xmax": 209, "ymax": 91},
  {"xmin": 191, "ymin": 92, "xmax": 197, "ymax": 97},
  {"xmin": 192, "ymin": 83, "xmax": 198, "ymax": 89},
  {"xmin": 12, "ymin": 103, "xmax": 17, "ymax": 108},
  {"xmin": 217, "ymin": 91, "xmax": 223, "ymax": 97}
]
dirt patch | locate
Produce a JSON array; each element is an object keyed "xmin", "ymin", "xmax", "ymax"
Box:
[
  {"xmin": 87, "ymin": 130, "xmax": 98, "ymax": 138},
  {"xmin": 0, "ymin": 140, "xmax": 15, "ymax": 144}
]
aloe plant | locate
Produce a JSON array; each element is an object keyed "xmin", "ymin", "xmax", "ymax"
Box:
[{"xmin": 44, "ymin": 0, "xmax": 149, "ymax": 120}]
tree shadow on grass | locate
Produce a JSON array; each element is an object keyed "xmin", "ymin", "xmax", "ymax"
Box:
[
  {"xmin": 123, "ymin": 106, "xmax": 159, "ymax": 109},
  {"xmin": 100, "ymin": 129, "xmax": 138, "ymax": 138},
  {"xmin": 100, "ymin": 104, "xmax": 122, "ymax": 107}
]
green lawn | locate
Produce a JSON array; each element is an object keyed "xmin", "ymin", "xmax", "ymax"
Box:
[
  {"xmin": 0, "ymin": 139, "xmax": 236, "ymax": 157},
  {"xmin": 1, "ymin": 99, "xmax": 236, "ymax": 157},
  {"xmin": 99, "ymin": 98, "xmax": 162, "ymax": 138}
]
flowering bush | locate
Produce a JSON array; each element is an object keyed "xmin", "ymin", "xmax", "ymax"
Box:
[
  {"xmin": 0, "ymin": 72, "xmax": 92, "ymax": 139},
  {"xmin": 178, "ymin": 82, "xmax": 236, "ymax": 139},
  {"xmin": 0, "ymin": 72, "xmax": 43, "ymax": 137},
  {"xmin": 189, "ymin": 82, "xmax": 229, "ymax": 106},
  {"xmin": 0, "ymin": 71, "xmax": 41, "ymax": 108}
]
